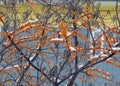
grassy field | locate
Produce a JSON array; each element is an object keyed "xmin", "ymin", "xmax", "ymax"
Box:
[
  {"xmin": 0, "ymin": 3, "xmax": 120, "ymax": 27},
  {"xmin": 97, "ymin": 3, "xmax": 120, "ymax": 26}
]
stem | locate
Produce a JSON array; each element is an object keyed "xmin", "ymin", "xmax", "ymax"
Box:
[
  {"xmin": 116, "ymin": 1, "xmax": 120, "ymax": 27},
  {"xmin": 67, "ymin": 10, "xmax": 79, "ymax": 86},
  {"xmin": 58, "ymin": 52, "xmax": 116, "ymax": 85}
]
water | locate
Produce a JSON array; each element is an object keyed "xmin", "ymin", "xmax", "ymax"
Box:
[
  {"xmin": 0, "ymin": 26, "xmax": 120, "ymax": 85},
  {"xmin": 0, "ymin": 27, "xmax": 2, "ymax": 51},
  {"xmin": 0, "ymin": 26, "xmax": 1, "ymax": 39}
]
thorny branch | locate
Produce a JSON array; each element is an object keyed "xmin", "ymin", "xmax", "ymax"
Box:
[{"xmin": 0, "ymin": 0, "xmax": 120, "ymax": 86}]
